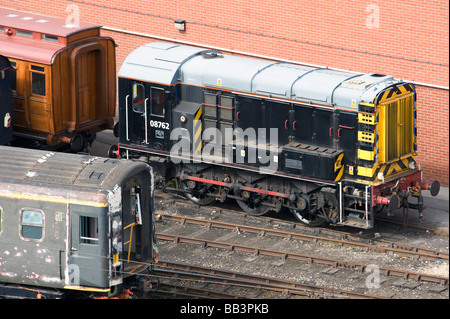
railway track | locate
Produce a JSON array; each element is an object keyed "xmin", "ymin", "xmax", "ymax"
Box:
[
  {"xmin": 156, "ymin": 213, "xmax": 448, "ymax": 262},
  {"xmin": 155, "ymin": 232, "xmax": 448, "ymax": 287},
  {"xmin": 157, "ymin": 189, "xmax": 449, "ymax": 237},
  {"xmin": 149, "ymin": 260, "xmax": 379, "ymax": 299},
  {"xmin": 154, "ymin": 191, "xmax": 448, "ymax": 298}
]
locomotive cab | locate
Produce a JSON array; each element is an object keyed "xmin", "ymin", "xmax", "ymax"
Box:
[{"xmin": 117, "ymin": 78, "xmax": 171, "ymax": 151}]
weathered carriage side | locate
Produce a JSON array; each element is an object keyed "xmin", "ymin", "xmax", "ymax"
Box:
[{"xmin": 0, "ymin": 146, "xmax": 155, "ymax": 299}]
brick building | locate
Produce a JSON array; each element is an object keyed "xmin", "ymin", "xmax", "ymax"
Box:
[{"xmin": 2, "ymin": 0, "xmax": 448, "ymax": 185}]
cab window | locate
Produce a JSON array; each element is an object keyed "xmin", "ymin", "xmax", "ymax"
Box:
[
  {"xmin": 151, "ymin": 87, "xmax": 165, "ymax": 117},
  {"xmin": 132, "ymin": 83, "xmax": 145, "ymax": 113}
]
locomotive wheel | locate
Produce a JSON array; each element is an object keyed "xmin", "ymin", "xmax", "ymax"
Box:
[
  {"xmin": 70, "ymin": 134, "xmax": 84, "ymax": 153},
  {"xmin": 234, "ymin": 189, "xmax": 271, "ymax": 216},
  {"xmin": 182, "ymin": 179, "xmax": 217, "ymax": 205},
  {"xmin": 289, "ymin": 194, "xmax": 327, "ymax": 227},
  {"xmin": 290, "ymin": 207, "xmax": 327, "ymax": 227}
]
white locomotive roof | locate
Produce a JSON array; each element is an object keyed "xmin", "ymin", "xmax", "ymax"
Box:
[
  {"xmin": 120, "ymin": 42, "xmax": 401, "ymax": 109},
  {"xmin": 118, "ymin": 42, "xmax": 220, "ymax": 85}
]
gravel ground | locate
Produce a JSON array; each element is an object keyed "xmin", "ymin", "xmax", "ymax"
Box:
[{"xmin": 154, "ymin": 196, "xmax": 449, "ymax": 299}]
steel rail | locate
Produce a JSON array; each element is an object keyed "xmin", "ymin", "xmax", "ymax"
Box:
[
  {"xmin": 154, "ymin": 260, "xmax": 378, "ymax": 299},
  {"xmin": 157, "ymin": 190, "xmax": 448, "ymax": 242},
  {"xmin": 145, "ymin": 280, "xmax": 244, "ymax": 299},
  {"xmin": 155, "ymin": 233, "xmax": 449, "ymax": 286},
  {"xmin": 157, "ymin": 213, "xmax": 449, "ymax": 261}
]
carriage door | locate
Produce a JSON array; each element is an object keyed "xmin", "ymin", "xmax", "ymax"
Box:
[
  {"xmin": 122, "ymin": 185, "xmax": 146, "ymax": 265},
  {"xmin": 76, "ymin": 51, "xmax": 101, "ymax": 123},
  {"xmin": 128, "ymin": 82, "xmax": 148, "ymax": 145},
  {"xmin": 69, "ymin": 205, "xmax": 108, "ymax": 288},
  {"xmin": 28, "ymin": 64, "xmax": 51, "ymax": 132},
  {"xmin": 147, "ymin": 86, "xmax": 169, "ymax": 150},
  {"xmin": 70, "ymin": 44, "xmax": 107, "ymax": 134}
]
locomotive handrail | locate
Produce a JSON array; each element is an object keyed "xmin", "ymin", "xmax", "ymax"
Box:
[
  {"xmin": 125, "ymin": 95, "xmax": 130, "ymax": 141},
  {"xmin": 365, "ymin": 185, "xmax": 370, "ymax": 228},
  {"xmin": 144, "ymin": 98, "xmax": 149, "ymax": 144},
  {"xmin": 337, "ymin": 125, "xmax": 355, "ymax": 138}
]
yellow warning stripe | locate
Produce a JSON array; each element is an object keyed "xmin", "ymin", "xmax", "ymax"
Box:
[
  {"xmin": 194, "ymin": 106, "xmax": 202, "ymax": 155},
  {"xmin": 194, "ymin": 106, "xmax": 202, "ymax": 121},
  {"xmin": 64, "ymin": 286, "xmax": 111, "ymax": 293},
  {"xmin": 0, "ymin": 191, "xmax": 108, "ymax": 207},
  {"xmin": 376, "ymin": 84, "xmax": 414, "ymax": 104},
  {"xmin": 334, "ymin": 153, "xmax": 344, "ymax": 181},
  {"xmin": 357, "ymin": 155, "xmax": 416, "ymax": 181}
]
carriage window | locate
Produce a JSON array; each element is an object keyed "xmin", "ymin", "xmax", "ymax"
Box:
[
  {"xmin": 80, "ymin": 216, "xmax": 98, "ymax": 245},
  {"xmin": 41, "ymin": 34, "xmax": 58, "ymax": 42},
  {"xmin": 151, "ymin": 87, "xmax": 165, "ymax": 117},
  {"xmin": 132, "ymin": 83, "xmax": 145, "ymax": 113},
  {"xmin": 16, "ymin": 30, "xmax": 33, "ymax": 38},
  {"xmin": 21, "ymin": 210, "xmax": 44, "ymax": 240},
  {"xmin": 31, "ymin": 65, "xmax": 45, "ymax": 96}
]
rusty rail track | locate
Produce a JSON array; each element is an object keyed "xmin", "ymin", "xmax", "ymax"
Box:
[
  {"xmin": 157, "ymin": 213, "xmax": 448, "ymax": 262},
  {"xmin": 145, "ymin": 280, "xmax": 245, "ymax": 299},
  {"xmin": 156, "ymin": 190, "xmax": 448, "ymax": 237},
  {"xmin": 153, "ymin": 260, "xmax": 379, "ymax": 299},
  {"xmin": 156, "ymin": 232, "xmax": 449, "ymax": 287}
]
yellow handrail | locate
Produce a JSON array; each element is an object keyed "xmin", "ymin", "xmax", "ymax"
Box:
[{"xmin": 123, "ymin": 222, "xmax": 137, "ymax": 263}]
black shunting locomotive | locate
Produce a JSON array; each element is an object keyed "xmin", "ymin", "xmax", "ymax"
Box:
[{"xmin": 114, "ymin": 42, "xmax": 439, "ymax": 229}]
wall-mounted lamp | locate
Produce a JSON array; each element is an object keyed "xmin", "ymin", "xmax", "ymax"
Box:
[{"xmin": 174, "ymin": 19, "xmax": 186, "ymax": 31}]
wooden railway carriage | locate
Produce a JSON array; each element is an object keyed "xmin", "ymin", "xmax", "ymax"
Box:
[
  {"xmin": 0, "ymin": 146, "xmax": 155, "ymax": 299},
  {"xmin": 116, "ymin": 42, "xmax": 439, "ymax": 229},
  {"xmin": 0, "ymin": 8, "xmax": 116, "ymax": 151},
  {"xmin": 0, "ymin": 54, "xmax": 13, "ymax": 145}
]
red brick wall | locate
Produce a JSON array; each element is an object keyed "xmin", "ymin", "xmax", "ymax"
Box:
[{"xmin": 3, "ymin": 0, "xmax": 448, "ymax": 185}]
